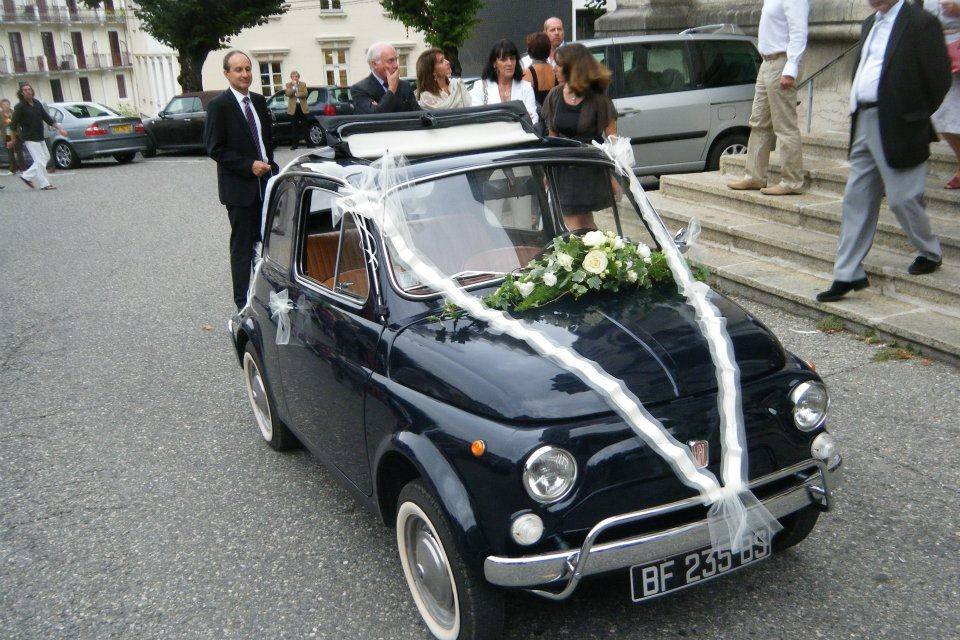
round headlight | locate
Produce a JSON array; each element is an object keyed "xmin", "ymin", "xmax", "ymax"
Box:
[
  {"xmin": 790, "ymin": 381, "xmax": 829, "ymax": 431},
  {"xmin": 522, "ymin": 446, "xmax": 578, "ymax": 504}
]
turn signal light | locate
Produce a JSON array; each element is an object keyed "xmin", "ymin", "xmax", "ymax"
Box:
[
  {"xmin": 470, "ymin": 440, "xmax": 486, "ymax": 457},
  {"xmin": 134, "ymin": 121, "xmax": 145, "ymax": 134},
  {"xmin": 84, "ymin": 124, "xmax": 108, "ymax": 137},
  {"xmin": 323, "ymin": 103, "xmax": 337, "ymax": 116}
]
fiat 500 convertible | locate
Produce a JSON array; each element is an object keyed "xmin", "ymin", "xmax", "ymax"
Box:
[{"xmin": 228, "ymin": 104, "xmax": 842, "ymax": 640}]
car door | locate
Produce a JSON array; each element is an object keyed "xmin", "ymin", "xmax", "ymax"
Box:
[
  {"xmin": 272, "ymin": 180, "xmax": 380, "ymax": 495},
  {"xmin": 151, "ymin": 96, "xmax": 190, "ymax": 147},
  {"xmin": 692, "ymin": 38, "xmax": 760, "ymax": 155},
  {"xmin": 611, "ymin": 39, "xmax": 712, "ymax": 174},
  {"xmin": 183, "ymin": 96, "xmax": 206, "ymax": 148}
]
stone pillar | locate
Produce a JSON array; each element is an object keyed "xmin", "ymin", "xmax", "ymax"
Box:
[{"xmin": 596, "ymin": 0, "xmax": 876, "ymax": 133}]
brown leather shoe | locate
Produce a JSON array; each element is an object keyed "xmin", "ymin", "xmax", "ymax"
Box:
[
  {"xmin": 760, "ymin": 184, "xmax": 803, "ymax": 196},
  {"xmin": 727, "ymin": 178, "xmax": 766, "ymax": 190}
]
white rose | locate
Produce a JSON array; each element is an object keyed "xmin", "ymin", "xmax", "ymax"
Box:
[
  {"xmin": 613, "ymin": 236, "xmax": 625, "ymax": 250},
  {"xmin": 627, "ymin": 271, "xmax": 638, "ymax": 282},
  {"xmin": 543, "ymin": 272, "xmax": 558, "ymax": 287},
  {"xmin": 556, "ymin": 252, "xmax": 574, "ymax": 271},
  {"xmin": 582, "ymin": 250, "xmax": 609, "ymax": 275},
  {"xmin": 582, "ymin": 230, "xmax": 607, "ymax": 247},
  {"xmin": 517, "ymin": 281, "xmax": 535, "ymax": 298},
  {"xmin": 637, "ymin": 243, "xmax": 651, "ymax": 259},
  {"xmin": 643, "ymin": 256, "xmax": 652, "ymax": 264}
]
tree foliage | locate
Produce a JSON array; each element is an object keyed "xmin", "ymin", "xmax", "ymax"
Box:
[
  {"xmin": 380, "ymin": 0, "xmax": 484, "ymax": 75},
  {"xmin": 82, "ymin": 0, "xmax": 287, "ymax": 91}
]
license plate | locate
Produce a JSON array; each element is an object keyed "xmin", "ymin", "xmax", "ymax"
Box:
[
  {"xmin": 629, "ymin": 529, "xmax": 771, "ymax": 602},
  {"xmin": 112, "ymin": 124, "xmax": 132, "ymax": 134}
]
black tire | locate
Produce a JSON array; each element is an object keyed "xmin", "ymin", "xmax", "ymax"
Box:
[
  {"xmin": 142, "ymin": 138, "xmax": 157, "ymax": 158},
  {"xmin": 241, "ymin": 342, "xmax": 298, "ymax": 451},
  {"xmin": 307, "ymin": 122, "xmax": 325, "ymax": 147},
  {"xmin": 705, "ymin": 131, "xmax": 749, "ymax": 171},
  {"xmin": 396, "ymin": 480, "xmax": 504, "ymax": 640},
  {"xmin": 773, "ymin": 505, "xmax": 820, "ymax": 552},
  {"xmin": 53, "ymin": 141, "xmax": 80, "ymax": 170},
  {"xmin": 113, "ymin": 152, "xmax": 136, "ymax": 164}
]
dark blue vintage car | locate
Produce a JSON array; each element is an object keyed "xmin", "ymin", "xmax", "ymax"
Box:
[{"xmin": 229, "ymin": 105, "xmax": 841, "ymax": 640}]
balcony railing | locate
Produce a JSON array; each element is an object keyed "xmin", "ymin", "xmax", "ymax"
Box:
[
  {"xmin": 0, "ymin": 51, "xmax": 129, "ymax": 77},
  {"xmin": 0, "ymin": 3, "xmax": 126, "ymax": 24}
]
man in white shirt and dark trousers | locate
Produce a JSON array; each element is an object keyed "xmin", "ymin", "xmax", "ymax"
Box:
[
  {"xmin": 817, "ymin": 0, "xmax": 950, "ymax": 302},
  {"xmin": 728, "ymin": 0, "xmax": 809, "ymax": 196}
]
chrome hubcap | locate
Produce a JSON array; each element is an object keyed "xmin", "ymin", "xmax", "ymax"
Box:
[
  {"xmin": 56, "ymin": 145, "xmax": 71, "ymax": 167},
  {"xmin": 404, "ymin": 514, "xmax": 456, "ymax": 630},
  {"xmin": 243, "ymin": 353, "xmax": 273, "ymax": 441},
  {"xmin": 723, "ymin": 143, "xmax": 747, "ymax": 156},
  {"xmin": 309, "ymin": 126, "xmax": 324, "ymax": 145}
]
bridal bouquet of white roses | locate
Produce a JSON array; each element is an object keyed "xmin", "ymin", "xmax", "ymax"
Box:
[{"xmin": 482, "ymin": 230, "xmax": 702, "ymax": 313}]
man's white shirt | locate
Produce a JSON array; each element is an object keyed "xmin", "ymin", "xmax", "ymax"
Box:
[
  {"xmin": 850, "ymin": 0, "xmax": 905, "ymax": 113},
  {"xmin": 757, "ymin": 0, "xmax": 810, "ymax": 79},
  {"xmin": 229, "ymin": 86, "xmax": 268, "ymax": 163}
]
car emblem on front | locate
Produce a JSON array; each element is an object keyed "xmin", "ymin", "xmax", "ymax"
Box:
[{"xmin": 689, "ymin": 440, "xmax": 709, "ymax": 468}]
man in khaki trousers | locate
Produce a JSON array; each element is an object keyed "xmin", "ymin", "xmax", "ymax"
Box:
[{"xmin": 728, "ymin": 0, "xmax": 809, "ymax": 196}]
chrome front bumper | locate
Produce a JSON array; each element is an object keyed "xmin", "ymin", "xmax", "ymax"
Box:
[{"xmin": 484, "ymin": 457, "xmax": 841, "ymax": 599}]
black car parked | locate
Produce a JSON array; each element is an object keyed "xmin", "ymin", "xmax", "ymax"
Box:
[
  {"xmin": 142, "ymin": 91, "xmax": 219, "ymax": 156},
  {"xmin": 266, "ymin": 85, "xmax": 354, "ymax": 147},
  {"xmin": 229, "ymin": 105, "xmax": 842, "ymax": 640}
]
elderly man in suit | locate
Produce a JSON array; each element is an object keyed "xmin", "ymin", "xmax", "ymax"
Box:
[
  {"xmin": 817, "ymin": 0, "xmax": 951, "ymax": 302},
  {"xmin": 285, "ymin": 70, "xmax": 309, "ymax": 150},
  {"xmin": 351, "ymin": 42, "xmax": 420, "ymax": 114},
  {"xmin": 204, "ymin": 50, "xmax": 279, "ymax": 309}
]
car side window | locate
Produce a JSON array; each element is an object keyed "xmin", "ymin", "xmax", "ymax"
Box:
[
  {"xmin": 266, "ymin": 180, "xmax": 298, "ymax": 267},
  {"xmin": 164, "ymin": 97, "xmax": 188, "ymax": 115},
  {"xmin": 300, "ymin": 187, "xmax": 339, "ymax": 291},
  {"xmin": 334, "ymin": 214, "xmax": 370, "ymax": 301},
  {"xmin": 187, "ymin": 97, "xmax": 203, "ymax": 113},
  {"xmin": 307, "ymin": 89, "xmax": 324, "ymax": 105},
  {"xmin": 47, "ymin": 107, "xmax": 63, "ymax": 122},
  {"xmin": 697, "ymin": 40, "xmax": 761, "ymax": 87},
  {"xmin": 619, "ymin": 42, "xmax": 694, "ymax": 97}
]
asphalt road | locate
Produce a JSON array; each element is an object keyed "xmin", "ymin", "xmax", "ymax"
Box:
[{"xmin": 1, "ymin": 152, "xmax": 958, "ymax": 640}]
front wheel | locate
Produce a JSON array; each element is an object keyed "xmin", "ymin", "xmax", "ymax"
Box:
[
  {"xmin": 773, "ymin": 505, "xmax": 820, "ymax": 552},
  {"xmin": 705, "ymin": 131, "xmax": 749, "ymax": 172},
  {"xmin": 396, "ymin": 481, "xmax": 504, "ymax": 640},
  {"xmin": 53, "ymin": 141, "xmax": 79, "ymax": 169},
  {"xmin": 114, "ymin": 152, "xmax": 136, "ymax": 164}
]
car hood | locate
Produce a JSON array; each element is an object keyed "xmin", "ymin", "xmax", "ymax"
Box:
[{"xmin": 389, "ymin": 285, "xmax": 786, "ymax": 422}]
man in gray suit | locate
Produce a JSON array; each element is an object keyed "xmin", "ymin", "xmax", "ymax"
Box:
[{"xmin": 817, "ymin": 0, "xmax": 951, "ymax": 302}]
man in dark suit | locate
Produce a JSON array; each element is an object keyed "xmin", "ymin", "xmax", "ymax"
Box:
[
  {"xmin": 204, "ymin": 50, "xmax": 279, "ymax": 309},
  {"xmin": 817, "ymin": 0, "xmax": 951, "ymax": 302},
  {"xmin": 351, "ymin": 42, "xmax": 420, "ymax": 114}
]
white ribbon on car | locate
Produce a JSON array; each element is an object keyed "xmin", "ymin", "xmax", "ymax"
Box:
[
  {"xmin": 593, "ymin": 135, "xmax": 781, "ymax": 552},
  {"xmin": 336, "ymin": 148, "xmax": 780, "ymax": 554},
  {"xmin": 269, "ymin": 289, "xmax": 295, "ymax": 345}
]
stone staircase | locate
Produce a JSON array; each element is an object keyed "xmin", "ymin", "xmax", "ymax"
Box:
[{"xmin": 648, "ymin": 132, "xmax": 960, "ymax": 363}]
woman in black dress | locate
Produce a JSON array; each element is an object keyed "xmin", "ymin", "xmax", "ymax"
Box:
[{"xmin": 541, "ymin": 43, "xmax": 619, "ymax": 231}]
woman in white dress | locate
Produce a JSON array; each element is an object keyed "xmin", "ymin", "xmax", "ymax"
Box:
[
  {"xmin": 469, "ymin": 39, "xmax": 539, "ymax": 125},
  {"xmin": 415, "ymin": 48, "xmax": 471, "ymax": 110},
  {"xmin": 923, "ymin": 0, "xmax": 960, "ymax": 188}
]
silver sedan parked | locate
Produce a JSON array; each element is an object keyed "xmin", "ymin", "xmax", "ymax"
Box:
[{"xmin": 43, "ymin": 102, "xmax": 151, "ymax": 169}]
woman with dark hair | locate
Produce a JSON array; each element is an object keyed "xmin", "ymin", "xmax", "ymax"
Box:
[
  {"xmin": 415, "ymin": 48, "xmax": 471, "ymax": 110},
  {"xmin": 469, "ymin": 39, "xmax": 539, "ymax": 124},
  {"xmin": 542, "ymin": 43, "xmax": 620, "ymax": 231},
  {"xmin": 522, "ymin": 32, "xmax": 557, "ymax": 107}
]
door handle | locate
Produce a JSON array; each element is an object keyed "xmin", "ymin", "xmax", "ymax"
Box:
[{"xmin": 619, "ymin": 108, "xmax": 641, "ymax": 116}]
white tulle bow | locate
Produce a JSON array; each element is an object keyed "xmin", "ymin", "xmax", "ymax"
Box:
[{"xmin": 269, "ymin": 289, "xmax": 295, "ymax": 345}]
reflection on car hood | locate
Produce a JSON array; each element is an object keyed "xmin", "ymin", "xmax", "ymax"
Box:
[{"xmin": 389, "ymin": 285, "xmax": 786, "ymax": 422}]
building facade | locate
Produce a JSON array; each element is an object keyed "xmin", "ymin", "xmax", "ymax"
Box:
[
  {"xmin": 0, "ymin": 0, "xmax": 135, "ymax": 108},
  {"xmin": 596, "ymin": 0, "xmax": 874, "ymax": 133},
  {"xmin": 125, "ymin": 7, "xmax": 177, "ymax": 117},
  {"xmin": 199, "ymin": 1, "xmax": 428, "ymax": 99}
]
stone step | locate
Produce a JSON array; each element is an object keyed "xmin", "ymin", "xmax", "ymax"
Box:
[
  {"xmin": 719, "ymin": 153, "xmax": 960, "ymax": 217},
  {"xmin": 800, "ymin": 131, "xmax": 957, "ymax": 178},
  {"xmin": 674, "ymin": 242, "xmax": 960, "ymax": 364},
  {"xmin": 660, "ymin": 170, "xmax": 960, "ymax": 261},
  {"xmin": 649, "ymin": 190, "xmax": 960, "ymax": 313}
]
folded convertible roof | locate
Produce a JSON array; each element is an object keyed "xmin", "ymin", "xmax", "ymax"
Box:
[{"xmin": 321, "ymin": 102, "xmax": 542, "ymax": 160}]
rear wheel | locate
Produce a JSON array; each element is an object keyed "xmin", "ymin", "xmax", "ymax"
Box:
[
  {"xmin": 396, "ymin": 480, "xmax": 504, "ymax": 640},
  {"xmin": 773, "ymin": 505, "xmax": 820, "ymax": 552},
  {"xmin": 705, "ymin": 131, "xmax": 749, "ymax": 171},
  {"xmin": 242, "ymin": 343, "xmax": 298, "ymax": 451},
  {"xmin": 53, "ymin": 141, "xmax": 79, "ymax": 169},
  {"xmin": 142, "ymin": 136, "xmax": 158, "ymax": 158},
  {"xmin": 114, "ymin": 152, "xmax": 136, "ymax": 164},
  {"xmin": 308, "ymin": 122, "xmax": 325, "ymax": 146}
]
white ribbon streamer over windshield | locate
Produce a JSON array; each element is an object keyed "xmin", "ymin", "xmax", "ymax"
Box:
[{"xmin": 336, "ymin": 148, "xmax": 779, "ymax": 553}]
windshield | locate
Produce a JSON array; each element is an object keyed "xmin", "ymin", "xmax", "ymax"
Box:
[
  {"xmin": 387, "ymin": 163, "xmax": 658, "ymax": 295},
  {"xmin": 65, "ymin": 103, "xmax": 118, "ymax": 119}
]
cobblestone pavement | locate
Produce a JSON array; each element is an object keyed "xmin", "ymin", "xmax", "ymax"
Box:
[{"xmin": 1, "ymin": 153, "xmax": 957, "ymax": 639}]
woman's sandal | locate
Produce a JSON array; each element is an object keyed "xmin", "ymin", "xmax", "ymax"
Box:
[
  {"xmin": 946, "ymin": 174, "xmax": 960, "ymax": 190},
  {"xmin": 40, "ymin": 185, "xmax": 57, "ymax": 190}
]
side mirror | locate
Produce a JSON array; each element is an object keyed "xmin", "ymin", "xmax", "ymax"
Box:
[
  {"xmin": 157, "ymin": 110, "xmax": 167, "ymax": 119},
  {"xmin": 673, "ymin": 219, "xmax": 701, "ymax": 255}
]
